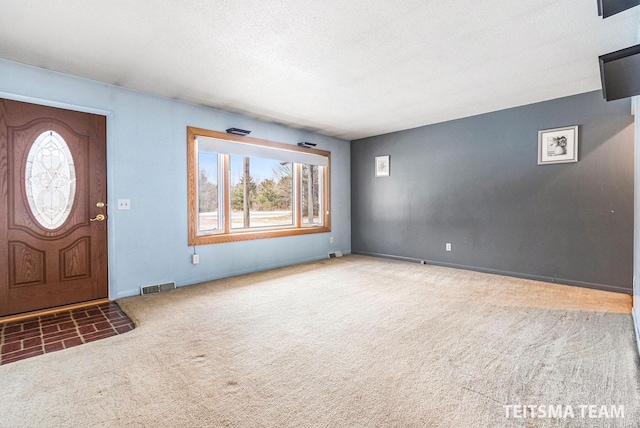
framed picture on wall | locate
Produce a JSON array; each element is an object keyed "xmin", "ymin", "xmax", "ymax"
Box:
[
  {"xmin": 538, "ymin": 125, "xmax": 579, "ymax": 165},
  {"xmin": 375, "ymin": 155, "xmax": 390, "ymax": 177}
]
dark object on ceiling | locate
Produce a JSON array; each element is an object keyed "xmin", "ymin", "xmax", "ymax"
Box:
[
  {"xmin": 597, "ymin": 0, "xmax": 640, "ymax": 18},
  {"xmin": 599, "ymin": 44, "xmax": 640, "ymax": 101}
]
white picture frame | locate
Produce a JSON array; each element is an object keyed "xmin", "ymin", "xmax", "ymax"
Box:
[
  {"xmin": 538, "ymin": 126, "xmax": 579, "ymax": 165},
  {"xmin": 375, "ymin": 155, "xmax": 390, "ymax": 177}
]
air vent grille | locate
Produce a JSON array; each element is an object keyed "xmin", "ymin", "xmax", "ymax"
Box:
[{"xmin": 141, "ymin": 281, "xmax": 176, "ymax": 295}]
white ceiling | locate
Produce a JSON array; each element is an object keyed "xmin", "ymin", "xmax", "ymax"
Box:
[{"xmin": 0, "ymin": 1, "xmax": 638, "ymax": 140}]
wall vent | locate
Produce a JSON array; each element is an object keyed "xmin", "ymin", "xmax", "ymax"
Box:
[
  {"xmin": 141, "ymin": 281, "xmax": 176, "ymax": 295},
  {"xmin": 328, "ymin": 251, "xmax": 343, "ymax": 258}
]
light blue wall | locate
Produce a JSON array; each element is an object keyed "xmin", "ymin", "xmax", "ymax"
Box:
[{"xmin": 0, "ymin": 58, "xmax": 351, "ymax": 299}]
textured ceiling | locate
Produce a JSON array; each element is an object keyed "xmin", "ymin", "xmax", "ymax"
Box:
[{"xmin": 0, "ymin": 1, "xmax": 638, "ymax": 140}]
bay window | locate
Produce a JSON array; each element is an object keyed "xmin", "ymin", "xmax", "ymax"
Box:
[{"xmin": 187, "ymin": 127, "xmax": 331, "ymax": 245}]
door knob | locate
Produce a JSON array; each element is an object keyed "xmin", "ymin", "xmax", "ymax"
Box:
[{"xmin": 90, "ymin": 214, "xmax": 106, "ymax": 222}]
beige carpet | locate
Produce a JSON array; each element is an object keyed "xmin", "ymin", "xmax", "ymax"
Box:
[{"xmin": 1, "ymin": 255, "xmax": 638, "ymax": 427}]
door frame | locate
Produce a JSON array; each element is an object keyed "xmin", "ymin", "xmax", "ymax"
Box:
[{"xmin": 1, "ymin": 90, "xmax": 115, "ymax": 303}]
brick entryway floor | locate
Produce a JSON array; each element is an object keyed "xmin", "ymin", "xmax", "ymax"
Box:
[{"xmin": 0, "ymin": 302, "xmax": 134, "ymax": 365}]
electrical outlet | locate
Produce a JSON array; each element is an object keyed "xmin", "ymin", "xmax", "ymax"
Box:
[
  {"xmin": 117, "ymin": 199, "xmax": 131, "ymax": 210},
  {"xmin": 192, "ymin": 254, "xmax": 199, "ymax": 264},
  {"xmin": 330, "ymin": 237, "xmax": 334, "ymax": 244},
  {"xmin": 446, "ymin": 243, "xmax": 451, "ymax": 251}
]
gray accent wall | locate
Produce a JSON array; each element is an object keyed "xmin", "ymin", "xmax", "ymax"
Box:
[{"xmin": 351, "ymin": 91, "xmax": 634, "ymax": 293}]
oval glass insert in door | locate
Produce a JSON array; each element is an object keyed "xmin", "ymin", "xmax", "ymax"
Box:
[{"xmin": 25, "ymin": 130, "xmax": 76, "ymax": 229}]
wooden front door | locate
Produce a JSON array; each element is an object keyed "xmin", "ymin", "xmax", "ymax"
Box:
[{"xmin": 0, "ymin": 99, "xmax": 108, "ymax": 316}]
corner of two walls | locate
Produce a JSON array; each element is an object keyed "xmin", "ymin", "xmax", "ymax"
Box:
[
  {"xmin": 352, "ymin": 90, "xmax": 634, "ymax": 294},
  {"xmin": 633, "ymin": 22, "xmax": 640, "ymax": 354},
  {"xmin": 634, "ymin": 94, "xmax": 640, "ymax": 354}
]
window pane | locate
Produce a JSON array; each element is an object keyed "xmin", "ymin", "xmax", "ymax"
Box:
[
  {"xmin": 198, "ymin": 151, "xmax": 219, "ymax": 233},
  {"xmin": 230, "ymin": 155, "xmax": 293, "ymax": 229},
  {"xmin": 26, "ymin": 131, "xmax": 76, "ymax": 229},
  {"xmin": 302, "ymin": 164, "xmax": 323, "ymax": 226}
]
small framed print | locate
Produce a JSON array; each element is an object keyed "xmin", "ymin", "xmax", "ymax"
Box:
[
  {"xmin": 375, "ymin": 155, "xmax": 390, "ymax": 177},
  {"xmin": 538, "ymin": 126, "xmax": 579, "ymax": 165}
]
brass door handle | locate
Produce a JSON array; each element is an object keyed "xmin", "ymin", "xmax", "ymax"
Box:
[{"xmin": 90, "ymin": 214, "xmax": 106, "ymax": 222}]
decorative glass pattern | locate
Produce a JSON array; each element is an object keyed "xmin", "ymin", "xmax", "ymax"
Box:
[{"xmin": 25, "ymin": 131, "xmax": 76, "ymax": 229}]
